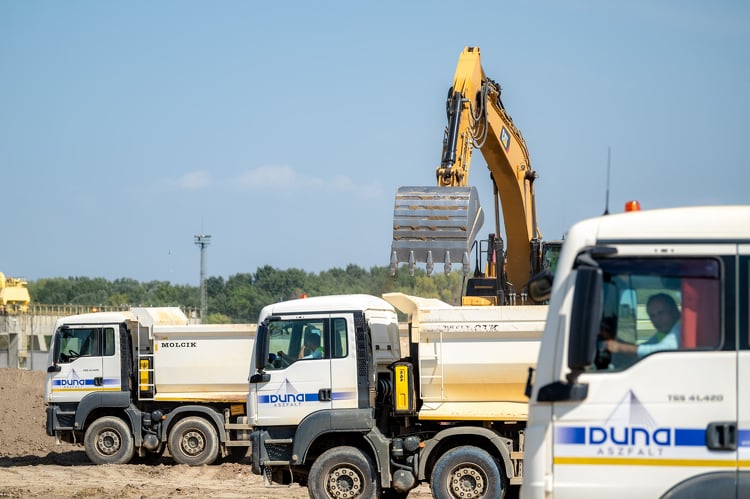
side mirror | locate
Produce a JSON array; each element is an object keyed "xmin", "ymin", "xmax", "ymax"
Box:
[
  {"xmin": 254, "ymin": 323, "xmax": 269, "ymax": 374},
  {"xmin": 536, "ymin": 250, "xmax": 610, "ymax": 403},
  {"xmin": 568, "ymin": 266, "xmax": 603, "ymax": 372},
  {"xmin": 250, "ymin": 372, "xmax": 270, "ymax": 383},
  {"xmin": 47, "ymin": 364, "xmax": 61, "ymax": 373},
  {"xmin": 52, "ymin": 330, "xmax": 61, "ymax": 365}
]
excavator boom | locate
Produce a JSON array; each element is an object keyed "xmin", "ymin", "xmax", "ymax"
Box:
[{"xmin": 391, "ymin": 47, "xmax": 552, "ymax": 303}]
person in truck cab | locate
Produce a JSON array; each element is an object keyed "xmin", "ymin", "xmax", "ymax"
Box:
[
  {"xmin": 606, "ymin": 293, "xmax": 681, "ymax": 358},
  {"xmin": 298, "ymin": 328, "xmax": 324, "ymax": 359}
]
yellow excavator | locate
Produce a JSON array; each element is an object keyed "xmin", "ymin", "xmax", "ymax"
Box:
[
  {"xmin": 0, "ymin": 272, "xmax": 31, "ymax": 314},
  {"xmin": 390, "ymin": 46, "xmax": 561, "ymax": 306}
]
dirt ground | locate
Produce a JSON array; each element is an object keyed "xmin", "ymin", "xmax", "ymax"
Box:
[{"xmin": 0, "ymin": 368, "xmax": 433, "ymax": 498}]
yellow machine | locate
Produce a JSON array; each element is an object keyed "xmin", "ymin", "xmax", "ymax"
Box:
[
  {"xmin": 0, "ymin": 272, "xmax": 31, "ymax": 314},
  {"xmin": 391, "ymin": 46, "xmax": 560, "ymax": 305}
]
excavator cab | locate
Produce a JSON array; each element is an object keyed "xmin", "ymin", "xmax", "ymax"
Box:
[{"xmin": 462, "ymin": 232, "xmax": 506, "ymax": 306}]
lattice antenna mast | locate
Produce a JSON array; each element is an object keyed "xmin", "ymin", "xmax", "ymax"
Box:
[{"xmin": 194, "ymin": 234, "xmax": 211, "ymax": 321}]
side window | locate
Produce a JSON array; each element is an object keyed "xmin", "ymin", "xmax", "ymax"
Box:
[
  {"xmin": 332, "ymin": 318, "xmax": 348, "ymax": 359},
  {"xmin": 300, "ymin": 324, "xmax": 325, "ymax": 360},
  {"xmin": 593, "ymin": 258, "xmax": 721, "ymax": 372},
  {"xmin": 84, "ymin": 329, "xmax": 99, "ymax": 356},
  {"xmin": 265, "ymin": 319, "xmax": 329, "ymax": 370},
  {"xmin": 267, "ymin": 321, "xmax": 293, "ymax": 370},
  {"xmin": 103, "ymin": 327, "xmax": 116, "ymax": 356},
  {"xmin": 58, "ymin": 328, "xmax": 100, "ymax": 362},
  {"xmin": 58, "ymin": 330, "xmax": 81, "ymax": 363}
]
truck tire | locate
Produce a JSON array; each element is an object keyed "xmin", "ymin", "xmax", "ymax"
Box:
[
  {"xmin": 430, "ymin": 446, "xmax": 506, "ymax": 499},
  {"xmin": 308, "ymin": 446, "xmax": 379, "ymax": 499},
  {"xmin": 168, "ymin": 416, "xmax": 219, "ymax": 466},
  {"xmin": 84, "ymin": 416, "xmax": 135, "ymax": 465}
]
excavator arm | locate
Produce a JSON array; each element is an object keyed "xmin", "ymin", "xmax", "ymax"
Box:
[{"xmin": 391, "ymin": 47, "xmax": 550, "ymax": 303}]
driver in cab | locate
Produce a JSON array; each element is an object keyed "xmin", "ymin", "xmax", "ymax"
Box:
[
  {"xmin": 298, "ymin": 328, "xmax": 323, "ymax": 359},
  {"xmin": 606, "ymin": 293, "xmax": 681, "ymax": 358}
]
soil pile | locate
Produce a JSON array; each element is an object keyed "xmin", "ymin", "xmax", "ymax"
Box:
[
  {"xmin": 0, "ymin": 368, "xmax": 432, "ymax": 498},
  {"xmin": 0, "ymin": 368, "xmax": 80, "ymax": 462}
]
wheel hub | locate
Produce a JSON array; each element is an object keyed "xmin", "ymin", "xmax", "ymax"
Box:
[
  {"xmin": 97, "ymin": 430, "xmax": 121, "ymax": 456},
  {"xmin": 181, "ymin": 430, "xmax": 205, "ymax": 456},
  {"xmin": 327, "ymin": 466, "xmax": 362, "ymax": 498},
  {"xmin": 450, "ymin": 466, "xmax": 485, "ymax": 498}
]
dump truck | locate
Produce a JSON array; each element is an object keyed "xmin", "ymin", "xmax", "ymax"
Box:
[
  {"xmin": 522, "ymin": 205, "xmax": 750, "ymax": 498},
  {"xmin": 246, "ymin": 293, "xmax": 546, "ymax": 498},
  {"xmin": 44, "ymin": 307, "xmax": 254, "ymax": 465}
]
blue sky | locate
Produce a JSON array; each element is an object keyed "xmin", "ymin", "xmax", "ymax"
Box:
[{"xmin": 2, "ymin": 1, "xmax": 748, "ymax": 285}]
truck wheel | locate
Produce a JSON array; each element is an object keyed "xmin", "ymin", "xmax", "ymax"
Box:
[
  {"xmin": 168, "ymin": 416, "xmax": 219, "ymax": 466},
  {"xmin": 84, "ymin": 416, "xmax": 135, "ymax": 465},
  {"xmin": 308, "ymin": 446, "xmax": 379, "ymax": 498},
  {"xmin": 430, "ymin": 446, "xmax": 506, "ymax": 499}
]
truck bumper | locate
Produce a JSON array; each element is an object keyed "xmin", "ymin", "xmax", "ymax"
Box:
[
  {"xmin": 45, "ymin": 406, "xmax": 55, "ymax": 436},
  {"xmin": 46, "ymin": 404, "xmax": 75, "ymax": 436},
  {"xmin": 248, "ymin": 430, "xmax": 269, "ymax": 475}
]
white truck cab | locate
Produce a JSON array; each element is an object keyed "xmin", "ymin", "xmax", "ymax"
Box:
[
  {"xmin": 522, "ymin": 205, "xmax": 750, "ymax": 498},
  {"xmin": 247, "ymin": 294, "xmax": 401, "ymax": 430}
]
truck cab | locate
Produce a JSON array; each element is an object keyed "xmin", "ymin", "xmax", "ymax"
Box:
[
  {"xmin": 247, "ymin": 294, "xmax": 401, "ymax": 493},
  {"xmin": 523, "ymin": 205, "xmax": 750, "ymax": 498},
  {"xmin": 248, "ymin": 292, "xmax": 546, "ymax": 498},
  {"xmin": 45, "ymin": 309, "xmax": 164, "ymax": 419}
]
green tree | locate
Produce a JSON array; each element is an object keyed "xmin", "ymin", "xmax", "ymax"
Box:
[
  {"xmin": 205, "ymin": 312, "xmax": 233, "ymax": 324},
  {"xmin": 27, "ymin": 264, "xmax": 469, "ymax": 323}
]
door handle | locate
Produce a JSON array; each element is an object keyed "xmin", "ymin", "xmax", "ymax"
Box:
[
  {"xmin": 706, "ymin": 421, "xmax": 737, "ymax": 451},
  {"xmin": 94, "ymin": 377, "xmax": 103, "ymax": 387},
  {"xmin": 318, "ymin": 388, "xmax": 332, "ymax": 402}
]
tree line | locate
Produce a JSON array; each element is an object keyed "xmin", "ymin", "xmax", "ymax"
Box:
[{"xmin": 27, "ymin": 265, "xmax": 465, "ymax": 323}]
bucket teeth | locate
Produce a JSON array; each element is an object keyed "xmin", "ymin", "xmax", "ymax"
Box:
[{"xmin": 391, "ymin": 186, "xmax": 484, "ymax": 276}]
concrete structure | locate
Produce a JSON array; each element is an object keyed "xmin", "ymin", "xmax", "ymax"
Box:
[{"xmin": 1, "ymin": 305, "xmax": 203, "ymax": 371}]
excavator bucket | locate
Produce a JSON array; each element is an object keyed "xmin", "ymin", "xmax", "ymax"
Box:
[{"xmin": 391, "ymin": 186, "xmax": 484, "ymax": 276}]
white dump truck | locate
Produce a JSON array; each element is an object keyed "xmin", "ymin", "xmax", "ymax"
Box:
[
  {"xmin": 44, "ymin": 307, "xmax": 254, "ymax": 465},
  {"xmin": 521, "ymin": 205, "xmax": 750, "ymax": 498},
  {"xmin": 246, "ymin": 293, "xmax": 546, "ymax": 498}
]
